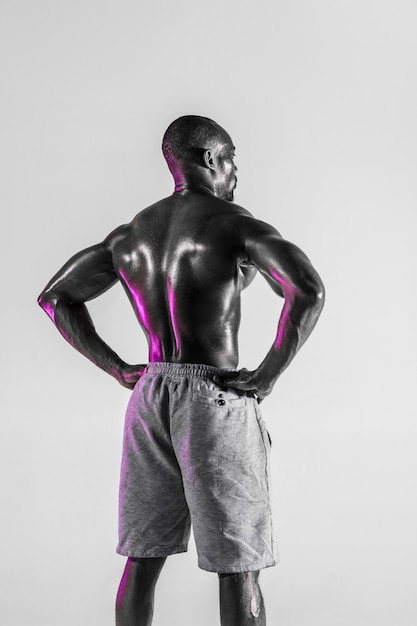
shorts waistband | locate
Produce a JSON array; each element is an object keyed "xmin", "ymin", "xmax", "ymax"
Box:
[{"xmin": 145, "ymin": 362, "xmax": 237, "ymax": 379}]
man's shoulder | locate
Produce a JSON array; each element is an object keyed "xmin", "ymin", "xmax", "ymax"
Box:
[
  {"xmin": 103, "ymin": 223, "xmax": 131, "ymax": 250},
  {"xmin": 131, "ymin": 196, "xmax": 174, "ymax": 222},
  {"xmin": 103, "ymin": 197, "xmax": 173, "ymax": 245},
  {"xmin": 220, "ymin": 203, "xmax": 282, "ymax": 241},
  {"xmin": 103, "ymin": 196, "xmax": 282, "ymax": 250}
]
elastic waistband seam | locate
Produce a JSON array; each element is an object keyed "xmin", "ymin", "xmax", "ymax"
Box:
[{"xmin": 145, "ymin": 362, "xmax": 237, "ymax": 378}]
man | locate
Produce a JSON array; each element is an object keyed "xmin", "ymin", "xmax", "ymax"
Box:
[{"xmin": 38, "ymin": 115, "xmax": 325, "ymax": 625}]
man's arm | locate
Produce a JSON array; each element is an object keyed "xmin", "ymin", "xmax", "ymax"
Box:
[
  {"xmin": 216, "ymin": 218, "xmax": 325, "ymax": 401},
  {"xmin": 37, "ymin": 233, "xmax": 145, "ymax": 389}
]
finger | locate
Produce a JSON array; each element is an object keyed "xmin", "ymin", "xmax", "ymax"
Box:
[
  {"xmin": 222, "ymin": 378, "xmax": 248, "ymax": 389},
  {"xmin": 222, "ymin": 379, "xmax": 256, "ymax": 393},
  {"xmin": 121, "ymin": 381, "xmax": 135, "ymax": 390},
  {"xmin": 122, "ymin": 375, "xmax": 141, "ymax": 389},
  {"xmin": 213, "ymin": 372, "xmax": 239, "ymax": 386},
  {"xmin": 214, "ymin": 377, "xmax": 249, "ymax": 390},
  {"xmin": 214, "ymin": 370, "xmax": 240, "ymax": 380}
]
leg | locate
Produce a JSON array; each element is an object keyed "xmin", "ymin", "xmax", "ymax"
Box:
[
  {"xmin": 115, "ymin": 556, "xmax": 166, "ymax": 626},
  {"xmin": 218, "ymin": 570, "xmax": 266, "ymax": 626}
]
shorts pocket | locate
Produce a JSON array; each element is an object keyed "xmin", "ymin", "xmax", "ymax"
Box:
[
  {"xmin": 252, "ymin": 399, "xmax": 272, "ymax": 448},
  {"xmin": 191, "ymin": 385, "xmax": 247, "ymax": 409}
]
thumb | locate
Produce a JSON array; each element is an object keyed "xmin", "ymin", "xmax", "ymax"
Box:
[
  {"xmin": 213, "ymin": 370, "xmax": 240, "ymax": 387},
  {"xmin": 214, "ymin": 369, "xmax": 252, "ymax": 389}
]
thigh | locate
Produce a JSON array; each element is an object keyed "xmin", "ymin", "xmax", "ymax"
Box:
[
  {"xmin": 171, "ymin": 380, "xmax": 276, "ymax": 572},
  {"xmin": 117, "ymin": 375, "xmax": 191, "ymax": 557}
]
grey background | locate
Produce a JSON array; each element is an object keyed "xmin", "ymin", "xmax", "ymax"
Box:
[{"xmin": 1, "ymin": 1, "xmax": 416, "ymax": 624}]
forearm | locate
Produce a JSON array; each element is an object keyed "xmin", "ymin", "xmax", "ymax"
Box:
[
  {"xmin": 214, "ymin": 290, "xmax": 324, "ymax": 401},
  {"xmin": 39, "ymin": 294, "xmax": 126, "ymax": 381},
  {"xmin": 256, "ymin": 290, "xmax": 325, "ymax": 388},
  {"xmin": 216, "ymin": 227, "xmax": 325, "ymax": 400}
]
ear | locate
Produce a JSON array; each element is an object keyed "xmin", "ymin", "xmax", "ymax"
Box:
[{"xmin": 203, "ymin": 149, "xmax": 216, "ymax": 170}]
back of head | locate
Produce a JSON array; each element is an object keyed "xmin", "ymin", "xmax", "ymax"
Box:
[{"xmin": 162, "ymin": 115, "xmax": 223, "ymax": 172}]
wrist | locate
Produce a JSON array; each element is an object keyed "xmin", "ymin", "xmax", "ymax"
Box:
[
  {"xmin": 252, "ymin": 367, "xmax": 276, "ymax": 398},
  {"xmin": 107, "ymin": 357, "xmax": 128, "ymax": 382}
]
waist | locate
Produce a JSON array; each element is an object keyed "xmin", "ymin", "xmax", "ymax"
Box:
[{"xmin": 145, "ymin": 362, "xmax": 238, "ymax": 379}]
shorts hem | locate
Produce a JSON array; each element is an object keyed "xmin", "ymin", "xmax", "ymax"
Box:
[
  {"xmin": 197, "ymin": 556, "xmax": 279, "ymax": 574},
  {"xmin": 116, "ymin": 544, "xmax": 188, "ymax": 558}
]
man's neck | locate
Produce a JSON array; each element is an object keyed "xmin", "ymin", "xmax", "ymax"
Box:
[{"xmin": 174, "ymin": 179, "xmax": 215, "ymax": 196}]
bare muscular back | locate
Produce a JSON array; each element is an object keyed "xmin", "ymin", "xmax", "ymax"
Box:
[
  {"xmin": 38, "ymin": 115, "xmax": 324, "ymax": 397},
  {"xmin": 110, "ymin": 191, "xmax": 257, "ymax": 368},
  {"xmin": 39, "ymin": 188, "xmax": 323, "ymax": 397}
]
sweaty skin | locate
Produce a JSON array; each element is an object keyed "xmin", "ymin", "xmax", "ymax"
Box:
[
  {"xmin": 38, "ymin": 118, "xmax": 325, "ymax": 626},
  {"xmin": 38, "ymin": 129, "xmax": 324, "ymax": 402}
]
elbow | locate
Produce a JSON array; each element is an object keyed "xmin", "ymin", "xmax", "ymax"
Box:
[
  {"xmin": 37, "ymin": 289, "xmax": 59, "ymax": 322},
  {"xmin": 37, "ymin": 291, "xmax": 46, "ymax": 309},
  {"xmin": 313, "ymin": 278, "xmax": 325, "ymax": 309},
  {"xmin": 298, "ymin": 276, "xmax": 325, "ymax": 312},
  {"xmin": 37, "ymin": 289, "xmax": 54, "ymax": 310}
]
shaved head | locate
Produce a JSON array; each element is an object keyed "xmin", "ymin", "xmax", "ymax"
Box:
[{"xmin": 162, "ymin": 115, "xmax": 227, "ymax": 169}]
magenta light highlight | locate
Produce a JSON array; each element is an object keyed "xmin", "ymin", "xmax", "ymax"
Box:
[
  {"xmin": 119, "ymin": 269, "xmax": 162, "ymax": 361},
  {"xmin": 167, "ymin": 280, "xmax": 180, "ymax": 356},
  {"xmin": 269, "ymin": 269, "xmax": 286, "ymax": 291},
  {"xmin": 40, "ymin": 300, "xmax": 56, "ymax": 323}
]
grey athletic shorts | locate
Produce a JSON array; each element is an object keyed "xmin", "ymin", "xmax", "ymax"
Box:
[{"xmin": 117, "ymin": 362, "xmax": 278, "ymax": 573}]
